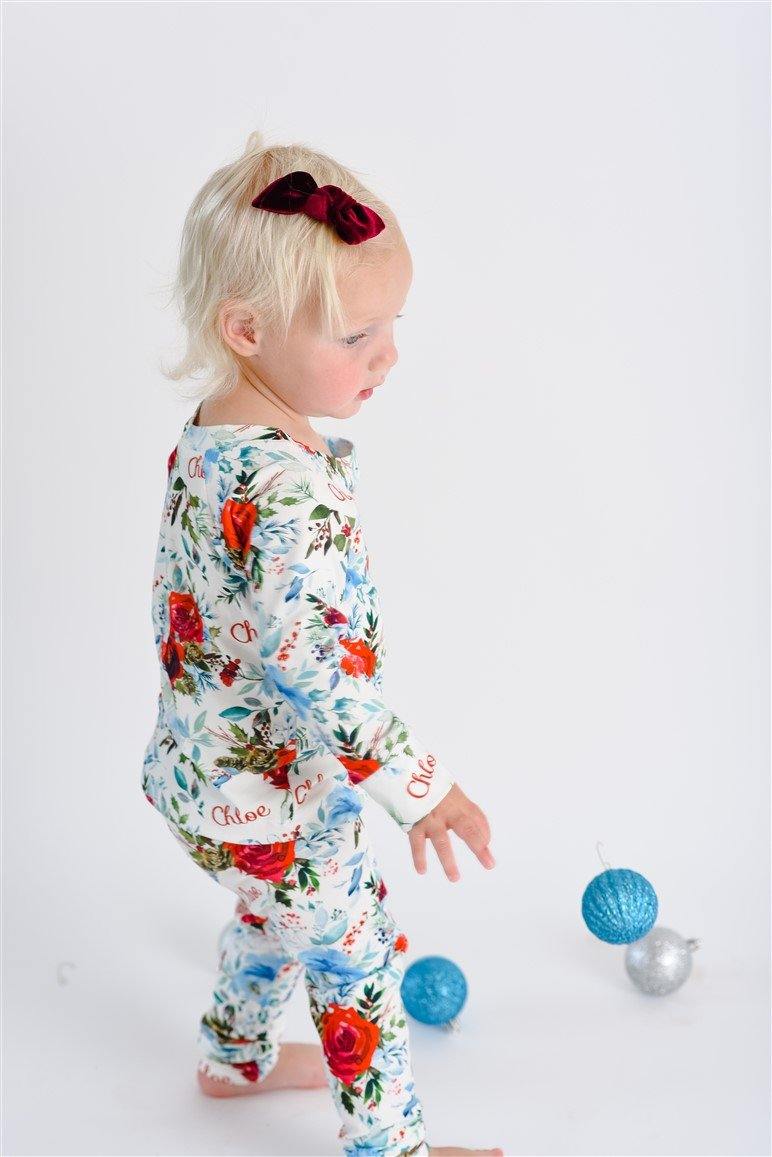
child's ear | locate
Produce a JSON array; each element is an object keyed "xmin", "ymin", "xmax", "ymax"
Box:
[{"xmin": 219, "ymin": 300, "xmax": 260, "ymax": 355}]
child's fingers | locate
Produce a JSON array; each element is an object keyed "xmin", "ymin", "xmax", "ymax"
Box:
[
  {"xmin": 410, "ymin": 798, "xmax": 494, "ymax": 879},
  {"xmin": 409, "ymin": 827, "xmax": 428, "ymax": 875},
  {"xmin": 477, "ymin": 845, "xmax": 497, "ymax": 869},
  {"xmin": 430, "ymin": 829, "xmax": 461, "ymax": 883},
  {"xmin": 444, "ymin": 811, "xmax": 490, "ymax": 866},
  {"xmin": 462, "ymin": 822, "xmax": 496, "ymax": 870}
]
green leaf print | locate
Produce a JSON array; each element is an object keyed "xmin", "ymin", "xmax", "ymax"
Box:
[
  {"xmin": 189, "ymin": 759, "xmax": 208, "ymax": 785},
  {"xmin": 340, "ymin": 1088, "xmax": 356, "ymax": 1115},
  {"xmin": 219, "ymin": 706, "xmax": 253, "ymax": 720},
  {"xmin": 173, "ymin": 767, "xmax": 188, "ymax": 791},
  {"xmin": 296, "ymin": 862, "xmax": 321, "ymax": 893},
  {"xmin": 364, "ymin": 1074, "xmax": 384, "ymax": 1104}
]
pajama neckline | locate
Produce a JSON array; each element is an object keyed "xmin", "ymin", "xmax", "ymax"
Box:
[{"xmin": 184, "ymin": 403, "xmax": 357, "ymax": 473}]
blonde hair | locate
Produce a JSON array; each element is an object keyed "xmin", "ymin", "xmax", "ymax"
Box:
[{"xmin": 159, "ymin": 131, "xmax": 403, "ymax": 401}]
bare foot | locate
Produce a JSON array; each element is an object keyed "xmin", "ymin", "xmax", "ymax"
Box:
[
  {"xmin": 197, "ymin": 1042, "xmax": 328, "ymax": 1096},
  {"xmin": 198, "ymin": 1058, "xmax": 506, "ymax": 1156},
  {"xmin": 429, "ymin": 1149, "xmax": 505, "ymax": 1156}
]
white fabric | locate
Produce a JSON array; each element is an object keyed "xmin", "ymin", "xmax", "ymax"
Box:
[{"xmin": 141, "ymin": 408, "xmax": 455, "ymax": 843}]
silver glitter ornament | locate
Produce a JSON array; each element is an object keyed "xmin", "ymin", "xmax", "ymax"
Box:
[{"xmin": 624, "ymin": 925, "xmax": 700, "ymax": 995}]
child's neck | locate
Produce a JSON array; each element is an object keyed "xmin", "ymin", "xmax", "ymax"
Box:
[{"xmin": 196, "ymin": 389, "xmax": 328, "ymax": 454}]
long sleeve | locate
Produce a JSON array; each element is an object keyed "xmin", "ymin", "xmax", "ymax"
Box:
[{"xmin": 240, "ymin": 454, "xmax": 455, "ymax": 833}]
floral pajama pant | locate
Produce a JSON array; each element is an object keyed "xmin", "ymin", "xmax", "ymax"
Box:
[{"xmin": 162, "ymin": 784, "xmax": 430, "ymax": 1157}]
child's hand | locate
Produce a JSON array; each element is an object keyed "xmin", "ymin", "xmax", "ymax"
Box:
[{"xmin": 408, "ymin": 783, "xmax": 496, "ymax": 882}]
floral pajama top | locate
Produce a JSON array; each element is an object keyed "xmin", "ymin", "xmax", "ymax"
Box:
[{"xmin": 141, "ymin": 406, "xmax": 455, "ymax": 844}]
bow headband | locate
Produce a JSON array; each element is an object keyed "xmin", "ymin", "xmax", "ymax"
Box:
[{"xmin": 251, "ymin": 170, "xmax": 385, "ymax": 245}]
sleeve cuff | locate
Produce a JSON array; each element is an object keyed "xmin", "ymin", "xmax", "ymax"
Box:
[{"xmin": 356, "ymin": 752, "xmax": 456, "ymax": 832}]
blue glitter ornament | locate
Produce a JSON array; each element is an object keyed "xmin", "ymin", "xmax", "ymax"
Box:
[
  {"xmin": 401, "ymin": 955, "xmax": 467, "ymax": 1028},
  {"xmin": 581, "ymin": 867, "xmax": 658, "ymax": 944}
]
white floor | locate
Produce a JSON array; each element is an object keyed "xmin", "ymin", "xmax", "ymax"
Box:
[{"xmin": 3, "ymin": 796, "xmax": 769, "ymax": 1157}]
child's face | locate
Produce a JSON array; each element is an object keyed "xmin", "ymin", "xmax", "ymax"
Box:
[{"xmin": 245, "ymin": 240, "xmax": 413, "ymax": 420}]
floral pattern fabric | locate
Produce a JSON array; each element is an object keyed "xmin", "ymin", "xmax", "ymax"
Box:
[
  {"xmin": 139, "ymin": 406, "xmax": 453, "ymax": 1155},
  {"xmin": 141, "ymin": 407, "xmax": 455, "ymax": 842},
  {"xmin": 166, "ymin": 785, "xmax": 430, "ymax": 1156}
]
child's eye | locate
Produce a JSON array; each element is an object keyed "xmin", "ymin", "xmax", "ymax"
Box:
[{"xmin": 341, "ymin": 314, "xmax": 405, "ymax": 348}]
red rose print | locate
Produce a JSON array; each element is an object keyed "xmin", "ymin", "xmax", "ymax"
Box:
[
  {"xmin": 337, "ymin": 754, "xmax": 382, "ymax": 786},
  {"xmin": 377, "ymin": 879, "xmax": 387, "ymax": 902},
  {"xmin": 339, "ymin": 637, "xmax": 377, "ymax": 678},
  {"xmin": 240, "ymin": 912, "xmax": 268, "ymax": 928},
  {"xmin": 223, "ymin": 840, "xmax": 296, "ymax": 882},
  {"xmin": 321, "ymin": 1004, "xmax": 379, "ymax": 1085},
  {"xmin": 323, "ymin": 606, "xmax": 349, "ymax": 627},
  {"xmin": 167, "ymin": 446, "xmax": 178, "ymax": 476},
  {"xmin": 222, "ymin": 498, "xmax": 257, "ymax": 564},
  {"xmin": 220, "ymin": 657, "xmax": 241, "ymax": 686},
  {"xmin": 230, "ymin": 1060, "xmax": 260, "ymax": 1083},
  {"xmin": 394, "ymin": 933, "xmax": 408, "ymax": 953},
  {"xmin": 168, "ymin": 591, "xmax": 204, "ymax": 643},
  {"xmin": 161, "ymin": 635, "xmax": 187, "ymax": 684},
  {"xmin": 261, "ymin": 743, "xmax": 298, "ymax": 791}
]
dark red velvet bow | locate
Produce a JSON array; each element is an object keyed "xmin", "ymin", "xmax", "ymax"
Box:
[{"xmin": 251, "ymin": 170, "xmax": 385, "ymax": 245}]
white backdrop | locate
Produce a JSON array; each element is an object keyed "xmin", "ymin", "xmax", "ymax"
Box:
[{"xmin": 3, "ymin": 3, "xmax": 769, "ymax": 1155}]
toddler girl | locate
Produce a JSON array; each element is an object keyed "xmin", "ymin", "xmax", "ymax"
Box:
[{"xmin": 141, "ymin": 131, "xmax": 502, "ymax": 1157}]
